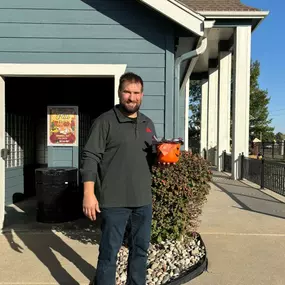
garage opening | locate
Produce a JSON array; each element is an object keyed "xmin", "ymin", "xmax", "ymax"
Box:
[{"xmin": 4, "ymin": 77, "xmax": 114, "ymax": 207}]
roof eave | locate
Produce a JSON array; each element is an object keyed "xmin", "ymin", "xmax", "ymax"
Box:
[
  {"xmin": 199, "ymin": 10, "xmax": 269, "ymax": 31},
  {"xmin": 138, "ymin": 0, "xmax": 205, "ymax": 36}
]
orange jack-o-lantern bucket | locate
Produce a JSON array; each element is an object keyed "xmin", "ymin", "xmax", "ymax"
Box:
[{"xmin": 157, "ymin": 142, "xmax": 181, "ymax": 164}]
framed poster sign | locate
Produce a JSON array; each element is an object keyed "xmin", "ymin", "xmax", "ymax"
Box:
[{"xmin": 47, "ymin": 106, "xmax": 78, "ymax": 146}]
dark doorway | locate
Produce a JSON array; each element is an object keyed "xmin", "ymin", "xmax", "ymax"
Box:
[
  {"xmin": 5, "ymin": 77, "xmax": 114, "ymax": 202},
  {"xmin": 6, "ymin": 77, "xmax": 114, "ymax": 118}
]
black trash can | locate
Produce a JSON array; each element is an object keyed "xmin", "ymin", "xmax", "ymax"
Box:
[{"xmin": 35, "ymin": 167, "xmax": 83, "ymax": 223}]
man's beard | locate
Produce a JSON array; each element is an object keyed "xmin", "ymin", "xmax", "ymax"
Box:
[{"xmin": 120, "ymin": 101, "xmax": 141, "ymax": 114}]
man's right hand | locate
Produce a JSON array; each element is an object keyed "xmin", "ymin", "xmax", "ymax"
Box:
[{"xmin": 83, "ymin": 182, "xmax": 101, "ymax": 221}]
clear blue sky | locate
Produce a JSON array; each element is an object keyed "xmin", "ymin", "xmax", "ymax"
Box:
[{"xmin": 245, "ymin": 0, "xmax": 285, "ymax": 133}]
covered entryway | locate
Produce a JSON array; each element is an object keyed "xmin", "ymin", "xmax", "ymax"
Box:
[
  {"xmin": 0, "ymin": 64, "xmax": 127, "ymax": 229},
  {"xmin": 5, "ymin": 77, "xmax": 114, "ymax": 204}
]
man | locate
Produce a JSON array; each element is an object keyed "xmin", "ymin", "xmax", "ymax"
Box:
[{"xmin": 80, "ymin": 72, "xmax": 157, "ymax": 285}]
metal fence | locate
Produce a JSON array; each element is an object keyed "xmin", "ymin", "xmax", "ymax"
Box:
[
  {"xmin": 223, "ymin": 151, "xmax": 232, "ymax": 173},
  {"xmin": 242, "ymin": 156, "xmax": 262, "ymax": 186},
  {"xmin": 250, "ymin": 141, "xmax": 285, "ymax": 161},
  {"xmin": 222, "ymin": 153, "xmax": 285, "ymax": 197},
  {"xmin": 188, "ymin": 138, "xmax": 200, "ymax": 155},
  {"xmin": 263, "ymin": 160, "xmax": 285, "ymax": 196}
]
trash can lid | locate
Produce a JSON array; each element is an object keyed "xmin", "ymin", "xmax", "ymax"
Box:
[{"xmin": 35, "ymin": 167, "xmax": 77, "ymax": 173}]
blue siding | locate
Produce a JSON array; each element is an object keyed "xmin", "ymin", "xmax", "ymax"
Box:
[
  {"xmin": 0, "ymin": 53, "xmax": 165, "ymax": 68},
  {"xmin": 0, "ymin": 38, "xmax": 163, "ymax": 53},
  {"xmin": 5, "ymin": 167, "xmax": 24, "ymax": 205},
  {"xmin": 0, "ymin": 8, "xmax": 142, "ymax": 23},
  {"xmin": 0, "ymin": 0, "xmax": 189, "ymax": 172},
  {"xmin": 0, "ymin": 0, "xmax": 139, "ymax": 10},
  {"xmin": 48, "ymin": 147, "xmax": 78, "ymax": 168},
  {"xmin": 0, "ymin": 9, "xmax": 163, "ymax": 26},
  {"xmin": 0, "ymin": 24, "xmax": 163, "ymax": 39},
  {"xmin": 0, "ymin": 0, "xmax": 173, "ymax": 139}
]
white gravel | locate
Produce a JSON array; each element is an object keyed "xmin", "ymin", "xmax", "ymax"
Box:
[{"xmin": 116, "ymin": 237, "xmax": 206, "ymax": 285}]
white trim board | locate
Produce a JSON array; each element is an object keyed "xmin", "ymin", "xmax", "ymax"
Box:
[
  {"xmin": 0, "ymin": 77, "xmax": 5, "ymax": 231},
  {"xmin": 200, "ymin": 11, "xmax": 269, "ymax": 19},
  {"xmin": 0, "ymin": 63, "xmax": 127, "ymax": 230},
  {"xmin": 138, "ymin": 0, "xmax": 204, "ymax": 36},
  {"xmin": 0, "ymin": 64, "xmax": 127, "ymax": 105}
]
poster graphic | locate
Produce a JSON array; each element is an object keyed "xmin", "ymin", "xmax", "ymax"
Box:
[{"xmin": 47, "ymin": 106, "xmax": 78, "ymax": 146}]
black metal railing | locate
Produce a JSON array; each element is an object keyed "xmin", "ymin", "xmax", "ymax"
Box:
[
  {"xmin": 221, "ymin": 153, "xmax": 285, "ymax": 197},
  {"xmin": 242, "ymin": 156, "xmax": 262, "ymax": 186},
  {"xmin": 240, "ymin": 154, "xmax": 285, "ymax": 197},
  {"xmin": 188, "ymin": 138, "xmax": 200, "ymax": 155},
  {"xmin": 223, "ymin": 151, "xmax": 232, "ymax": 173},
  {"xmin": 263, "ymin": 160, "xmax": 285, "ymax": 196},
  {"xmin": 250, "ymin": 141, "xmax": 285, "ymax": 161},
  {"xmin": 189, "ymin": 146, "xmax": 200, "ymax": 155}
]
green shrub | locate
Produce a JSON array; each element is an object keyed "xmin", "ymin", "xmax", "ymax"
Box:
[{"xmin": 151, "ymin": 151, "xmax": 212, "ymax": 244}]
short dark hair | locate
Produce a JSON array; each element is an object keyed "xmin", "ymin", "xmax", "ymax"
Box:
[{"xmin": 119, "ymin": 72, "xmax": 144, "ymax": 92}]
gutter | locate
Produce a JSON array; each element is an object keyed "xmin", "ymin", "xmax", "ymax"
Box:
[
  {"xmin": 198, "ymin": 11, "xmax": 269, "ymax": 18},
  {"xmin": 200, "ymin": 11, "xmax": 269, "ymax": 32},
  {"xmin": 174, "ymin": 36, "xmax": 208, "ymax": 138}
]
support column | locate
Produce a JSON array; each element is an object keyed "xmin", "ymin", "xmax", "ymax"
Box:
[
  {"xmin": 217, "ymin": 51, "xmax": 232, "ymax": 171},
  {"xmin": 0, "ymin": 76, "xmax": 5, "ymax": 230},
  {"xmin": 232, "ymin": 26, "xmax": 251, "ymax": 179},
  {"xmin": 200, "ymin": 79, "xmax": 208, "ymax": 157},
  {"xmin": 207, "ymin": 67, "xmax": 219, "ymax": 165}
]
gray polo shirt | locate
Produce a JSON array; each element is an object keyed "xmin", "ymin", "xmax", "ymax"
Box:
[{"xmin": 80, "ymin": 105, "xmax": 157, "ymax": 207}]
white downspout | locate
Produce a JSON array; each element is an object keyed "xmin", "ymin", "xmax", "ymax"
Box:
[
  {"xmin": 184, "ymin": 78, "xmax": 190, "ymax": 150},
  {"xmin": 174, "ymin": 37, "xmax": 208, "ymax": 138}
]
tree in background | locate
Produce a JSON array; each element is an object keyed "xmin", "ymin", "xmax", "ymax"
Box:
[
  {"xmin": 188, "ymin": 80, "xmax": 201, "ymax": 139},
  {"xmin": 188, "ymin": 60, "xmax": 274, "ymax": 142},
  {"xmin": 249, "ymin": 60, "xmax": 275, "ymax": 142},
  {"xmin": 275, "ymin": 132, "xmax": 285, "ymax": 142}
]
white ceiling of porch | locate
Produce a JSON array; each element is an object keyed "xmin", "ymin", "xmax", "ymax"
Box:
[{"xmin": 193, "ymin": 27, "xmax": 234, "ymax": 73}]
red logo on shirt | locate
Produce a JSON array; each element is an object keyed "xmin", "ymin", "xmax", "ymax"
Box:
[{"xmin": 146, "ymin": 127, "xmax": 152, "ymax": 133}]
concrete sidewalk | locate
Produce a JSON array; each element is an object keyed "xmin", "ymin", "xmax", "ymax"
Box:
[
  {"xmin": 1, "ymin": 172, "xmax": 285, "ymax": 285},
  {"xmin": 1, "ymin": 198, "xmax": 101, "ymax": 285},
  {"xmin": 190, "ymin": 172, "xmax": 285, "ymax": 285}
]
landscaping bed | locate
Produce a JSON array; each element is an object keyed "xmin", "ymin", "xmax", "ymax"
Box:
[
  {"xmin": 54, "ymin": 151, "xmax": 212, "ymax": 285},
  {"xmin": 114, "ymin": 151, "xmax": 211, "ymax": 284},
  {"xmin": 116, "ymin": 233, "xmax": 207, "ymax": 285}
]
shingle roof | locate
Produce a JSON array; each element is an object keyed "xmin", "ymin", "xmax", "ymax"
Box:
[{"xmin": 178, "ymin": 0, "xmax": 260, "ymax": 12}]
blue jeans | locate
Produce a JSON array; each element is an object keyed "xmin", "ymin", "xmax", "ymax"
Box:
[{"xmin": 95, "ymin": 204, "xmax": 152, "ymax": 285}]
